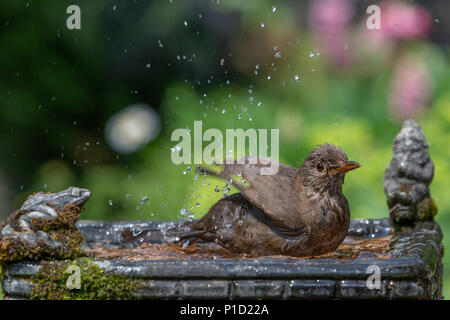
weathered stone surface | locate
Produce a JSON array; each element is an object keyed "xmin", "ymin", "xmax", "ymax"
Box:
[
  {"xmin": 132, "ymin": 280, "xmax": 180, "ymax": 299},
  {"xmin": 2, "ymin": 277, "xmax": 33, "ymax": 297},
  {"xmin": 1, "ymin": 218, "xmax": 443, "ymax": 299},
  {"xmin": 76, "ymin": 218, "xmax": 393, "ymax": 246},
  {"xmin": 0, "ymin": 187, "xmax": 90, "ymax": 263},
  {"xmin": 389, "ymin": 281, "xmax": 427, "ymax": 299},
  {"xmin": 232, "ymin": 280, "xmax": 285, "ymax": 298},
  {"xmin": 384, "ymin": 120, "xmax": 437, "ymax": 226},
  {"xmin": 76, "ymin": 220, "xmax": 174, "ymax": 245},
  {"xmin": 336, "ymin": 280, "xmax": 388, "ymax": 299},
  {"xmin": 287, "ymin": 280, "xmax": 336, "ymax": 299},
  {"xmin": 5, "ymin": 261, "xmax": 41, "ymax": 277},
  {"xmin": 95, "ymin": 257, "xmax": 424, "ymax": 280},
  {"xmin": 180, "ymin": 280, "xmax": 229, "ymax": 299}
]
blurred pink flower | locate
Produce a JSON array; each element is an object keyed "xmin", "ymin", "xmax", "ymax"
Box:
[
  {"xmin": 309, "ymin": 0, "xmax": 354, "ymax": 36},
  {"xmin": 308, "ymin": 0, "xmax": 354, "ymax": 66},
  {"xmin": 381, "ymin": 1, "xmax": 432, "ymax": 40},
  {"xmin": 354, "ymin": 2, "xmax": 432, "ymax": 68},
  {"xmin": 389, "ymin": 56, "xmax": 430, "ymax": 121}
]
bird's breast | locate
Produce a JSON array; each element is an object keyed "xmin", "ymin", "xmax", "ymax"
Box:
[
  {"xmin": 298, "ymin": 191, "xmax": 348, "ymax": 232},
  {"xmin": 308, "ymin": 194, "xmax": 350, "ymax": 252}
]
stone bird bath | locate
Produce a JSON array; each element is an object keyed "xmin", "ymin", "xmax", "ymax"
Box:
[{"xmin": 0, "ymin": 120, "xmax": 443, "ymax": 299}]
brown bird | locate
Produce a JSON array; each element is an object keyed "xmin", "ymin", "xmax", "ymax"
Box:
[{"xmin": 123, "ymin": 143, "xmax": 360, "ymax": 257}]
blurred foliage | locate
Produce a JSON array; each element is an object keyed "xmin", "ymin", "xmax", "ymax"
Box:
[{"xmin": 0, "ymin": 0, "xmax": 449, "ymax": 298}]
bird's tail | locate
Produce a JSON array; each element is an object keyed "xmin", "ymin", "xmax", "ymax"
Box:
[{"xmin": 119, "ymin": 221, "xmax": 206, "ymax": 247}]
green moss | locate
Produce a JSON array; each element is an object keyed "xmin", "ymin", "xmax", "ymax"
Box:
[
  {"xmin": 0, "ymin": 203, "xmax": 86, "ymax": 263},
  {"xmin": 417, "ymin": 197, "xmax": 438, "ymax": 221},
  {"xmin": 31, "ymin": 257, "xmax": 141, "ymax": 300},
  {"xmin": 0, "ymin": 230, "xmax": 85, "ymax": 263}
]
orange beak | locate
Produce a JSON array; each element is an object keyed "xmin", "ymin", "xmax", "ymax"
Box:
[{"xmin": 330, "ymin": 160, "xmax": 361, "ymax": 174}]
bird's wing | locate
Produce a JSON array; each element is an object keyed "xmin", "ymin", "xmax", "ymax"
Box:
[{"xmin": 200, "ymin": 157, "xmax": 304, "ymax": 231}]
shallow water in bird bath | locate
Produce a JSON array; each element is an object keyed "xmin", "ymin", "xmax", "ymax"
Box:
[{"xmin": 87, "ymin": 235, "xmax": 393, "ymax": 261}]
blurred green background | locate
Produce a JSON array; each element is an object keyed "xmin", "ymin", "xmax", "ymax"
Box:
[{"xmin": 0, "ymin": 0, "xmax": 449, "ymax": 299}]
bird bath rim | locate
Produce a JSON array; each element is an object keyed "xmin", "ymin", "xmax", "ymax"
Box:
[{"xmin": 1, "ymin": 217, "xmax": 443, "ymax": 299}]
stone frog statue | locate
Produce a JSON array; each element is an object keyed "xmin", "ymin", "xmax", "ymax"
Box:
[
  {"xmin": 0, "ymin": 187, "xmax": 91, "ymax": 262},
  {"xmin": 384, "ymin": 119, "xmax": 437, "ymax": 226}
]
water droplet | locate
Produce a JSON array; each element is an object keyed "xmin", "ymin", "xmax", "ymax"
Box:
[
  {"xmin": 132, "ymin": 226, "xmax": 143, "ymax": 236},
  {"xmin": 146, "ymin": 63, "xmax": 151, "ymax": 68},
  {"xmin": 140, "ymin": 196, "xmax": 149, "ymax": 203},
  {"xmin": 108, "ymin": 200, "xmax": 113, "ymax": 206},
  {"xmin": 272, "ymin": 6, "xmax": 277, "ymax": 13},
  {"xmin": 220, "ymin": 58, "xmax": 225, "ymax": 66},
  {"xmin": 260, "ymin": 22, "xmax": 265, "ymax": 28},
  {"xmin": 274, "ymin": 51, "xmax": 282, "ymax": 59},
  {"xmin": 309, "ymin": 50, "xmax": 320, "ymax": 58},
  {"xmin": 294, "ymin": 74, "xmax": 300, "ymax": 82},
  {"xmin": 184, "ymin": 20, "xmax": 188, "ymax": 27}
]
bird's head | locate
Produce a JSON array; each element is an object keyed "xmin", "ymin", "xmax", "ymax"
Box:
[{"xmin": 298, "ymin": 143, "xmax": 360, "ymax": 193}]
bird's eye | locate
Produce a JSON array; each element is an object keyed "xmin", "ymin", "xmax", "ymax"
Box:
[{"xmin": 316, "ymin": 163, "xmax": 324, "ymax": 172}]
